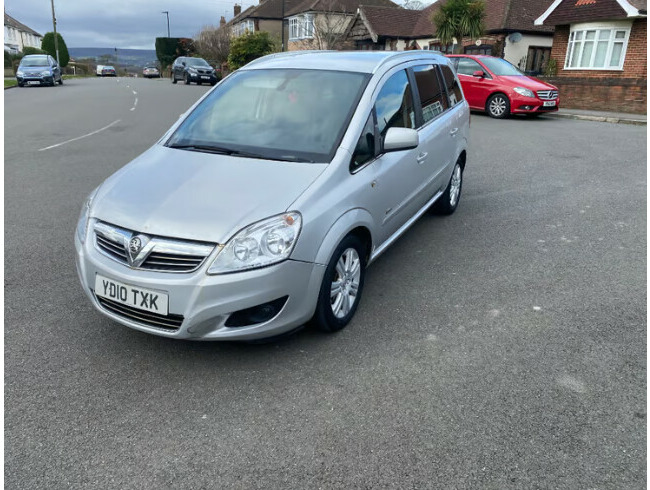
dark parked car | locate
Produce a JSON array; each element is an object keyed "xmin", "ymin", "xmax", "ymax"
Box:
[
  {"xmin": 101, "ymin": 65, "xmax": 117, "ymax": 77},
  {"xmin": 171, "ymin": 57, "xmax": 218, "ymax": 85},
  {"xmin": 16, "ymin": 55, "xmax": 62, "ymax": 87}
]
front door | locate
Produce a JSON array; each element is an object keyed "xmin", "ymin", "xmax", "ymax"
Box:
[{"xmin": 455, "ymin": 56, "xmax": 495, "ymax": 110}]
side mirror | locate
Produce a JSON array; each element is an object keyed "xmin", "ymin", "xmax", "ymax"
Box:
[
  {"xmin": 383, "ymin": 127, "xmax": 419, "ymax": 152},
  {"xmin": 181, "ymin": 62, "xmax": 186, "ymax": 67},
  {"xmin": 473, "ymin": 70, "xmax": 485, "ymax": 78}
]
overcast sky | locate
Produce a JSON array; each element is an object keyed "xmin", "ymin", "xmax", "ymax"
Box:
[{"xmin": 5, "ymin": 0, "xmax": 261, "ymax": 49}]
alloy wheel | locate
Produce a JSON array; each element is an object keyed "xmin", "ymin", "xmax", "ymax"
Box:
[{"xmin": 330, "ymin": 248, "xmax": 361, "ymax": 319}]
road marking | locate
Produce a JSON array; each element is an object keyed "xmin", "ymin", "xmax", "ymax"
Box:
[
  {"xmin": 130, "ymin": 97, "xmax": 138, "ymax": 111},
  {"xmin": 132, "ymin": 90, "xmax": 137, "ymax": 95},
  {"xmin": 38, "ymin": 119, "xmax": 121, "ymax": 151}
]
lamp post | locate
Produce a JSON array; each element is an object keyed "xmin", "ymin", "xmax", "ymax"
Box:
[
  {"xmin": 161, "ymin": 11, "xmax": 170, "ymax": 38},
  {"xmin": 50, "ymin": 0, "xmax": 60, "ymax": 65}
]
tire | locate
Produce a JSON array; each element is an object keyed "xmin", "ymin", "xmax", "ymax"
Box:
[
  {"xmin": 171, "ymin": 73, "xmax": 177, "ymax": 84},
  {"xmin": 433, "ymin": 160, "xmax": 463, "ymax": 215},
  {"xmin": 197, "ymin": 80, "xmax": 202, "ymax": 85},
  {"xmin": 184, "ymin": 73, "xmax": 190, "ymax": 85},
  {"xmin": 210, "ymin": 81, "xmax": 217, "ymax": 86},
  {"xmin": 312, "ymin": 234, "xmax": 367, "ymax": 333},
  {"xmin": 18, "ymin": 82, "xmax": 24, "ymax": 87},
  {"xmin": 58, "ymin": 77, "xmax": 63, "ymax": 85},
  {"xmin": 486, "ymin": 93, "xmax": 510, "ymax": 119}
]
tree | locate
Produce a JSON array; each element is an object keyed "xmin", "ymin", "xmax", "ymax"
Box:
[
  {"xmin": 432, "ymin": 0, "xmax": 485, "ymax": 54},
  {"xmin": 227, "ymin": 31, "xmax": 278, "ymax": 70},
  {"xmin": 41, "ymin": 32, "xmax": 70, "ymax": 66},
  {"xmin": 155, "ymin": 37, "xmax": 196, "ymax": 71},
  {"xmin": 194, "ymin": 25, "xmax": 231, "ymax": 66}
]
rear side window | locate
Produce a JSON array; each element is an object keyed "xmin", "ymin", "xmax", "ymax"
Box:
[
  {"xmin": 439, "ymin": 64, "xmax": 463, "ymax": 107},
  {"xmin": 375, "ymin": 70, "xmax": 416, "ymax": 138},
  {"xmin": 413, "ymin": 65, "xmax": 449, "ymax": 123}
]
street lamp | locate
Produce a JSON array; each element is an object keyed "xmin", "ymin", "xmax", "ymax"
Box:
[{"xmin": 161, "ymin": 11, "xmax": 170, "ymax": 38}]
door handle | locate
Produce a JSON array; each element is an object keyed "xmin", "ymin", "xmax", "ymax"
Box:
[
  {"xmin": 416, "ymin": 152, "xmax": 428, "ymax": 164},
  {"xmin": 450, "ymin": 128, "xmax": 459, "ymax": 136}
]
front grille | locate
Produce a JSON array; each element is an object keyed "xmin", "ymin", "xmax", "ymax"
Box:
[
  {"xmin": 537, "ymin": 90, "xmax": 558, "ymax": 100},
  {"xmin": 94, "ymin": 293, "xmax": 184, "ymax": 330},
  {"xmin": 94, "ymin": 221, "xmax": 215, "ymax": 273}
]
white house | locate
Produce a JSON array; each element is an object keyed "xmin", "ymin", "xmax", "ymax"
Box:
[{"xmin": 4, "ymin": 12, "xmax": 43, "ymax": 54}]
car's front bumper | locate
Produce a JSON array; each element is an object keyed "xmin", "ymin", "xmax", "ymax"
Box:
[
  {"xmin": 74, "ymin": 231, "xmax": 325, "ymax": 341},
  {"xmin": 188, "ymin": 73, "xmax": 217, "ymax": 83},
  {"xmin": 511, "ymin": 95, "xmax": 560, "ymax": 114},
  {"xmin": 17, "ymin": 75, "xmax": 53, "ymax": 85}
]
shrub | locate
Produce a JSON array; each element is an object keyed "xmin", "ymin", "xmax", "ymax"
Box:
[
  {"xmin": 22, "ymin": 46, "xmax": 46, "ymax": 56},
  {"xmin": 41, "ymin": 32, "xmax": 70, "ymax": 67},
  {"xmin": 228, "ymin": 31, "xmax": 278, "ymax": 70}
]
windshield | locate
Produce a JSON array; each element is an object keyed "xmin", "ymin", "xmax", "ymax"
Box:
[
  {"xmin": 480, "ymin": 57, "xmax": 523, "ymax": 76},
  {"xmin": 20, "ymin": 57, "xmax": 49, "ymax": 67},
  {"xmin": 187, "ymin": 58, "xmax": 209, "ymax": 67},
  {"xmin": 166, "ymin": 69, "xmax": 369, "ymax": 163}
]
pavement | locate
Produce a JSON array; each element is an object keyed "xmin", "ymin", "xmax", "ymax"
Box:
[
  {"xmin": 546, "ymin": 107, "xmax": 647, "ymax": 125},
  {"xmin": 4, "ymin": 77, "xmax": 647, "ymax": 489}
]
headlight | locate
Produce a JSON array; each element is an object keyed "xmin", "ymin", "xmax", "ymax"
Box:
[
  {"xmin": 188, "ymin": 67, "xmax": 197, "ymax": 73},
  {"xmin": 41, "ymin": 70, "xmax": 52, "ymax": 76},
  {"xmin": 513, "ymin": 87, "xmax": 535, "ymax": 98},
  {"xmin": 208, "ymin": 212, "xmax": 302, "ymax": 274},
  {"xmin": 76, "ymin": 188, "xmax": 99, "ymax": 243},
  {"xmin": 16, "ymin": 70, "xmax": 24, "ymax": 76}
]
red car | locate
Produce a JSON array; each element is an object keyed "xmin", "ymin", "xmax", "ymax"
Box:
[{"xmin": 447, "ymin": 55, "xmax": 559, "ymax": 118}]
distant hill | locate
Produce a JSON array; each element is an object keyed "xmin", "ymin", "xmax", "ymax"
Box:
[{"xmin": 68, "ymin": 47, "xmax": 158, "ymax": 68}]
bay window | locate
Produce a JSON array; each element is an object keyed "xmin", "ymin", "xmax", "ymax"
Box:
[
  {"xmin": 565, "ymin": 22, "xmax": 631, "ymax": 70},
  {"xmin": 288, "ymin": 14, "xmax": 315, "ymax": 40}
]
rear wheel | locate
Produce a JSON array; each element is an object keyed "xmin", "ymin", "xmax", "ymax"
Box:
[
  {"xmin": 312, "ymin": 234, "xmax": 367, "ymax": 333},
  {"xmin": 487, "ymin": 93, "xmax": 510, "ymax": 119},
  {"xmin": 58, "ymin": 77, "xmax": 63, "ymax": 85}
]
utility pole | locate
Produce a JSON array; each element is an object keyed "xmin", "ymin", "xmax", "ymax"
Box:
[
  {"xmin": 162, "ymin": 11, "xmax": 170, "ymax": 38},
  {"xmin": 50, "ymin": 0, "xmax": 60, "ymax": 64}
]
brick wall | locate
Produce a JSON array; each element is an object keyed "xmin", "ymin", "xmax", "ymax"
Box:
[{"xmin": 546, "ymin": 18, "xmax": 647, "ymax": 113}]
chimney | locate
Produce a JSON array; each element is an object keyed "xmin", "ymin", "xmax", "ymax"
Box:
[
  {"xmin": 234, "ymin": 4, "xmax": 241, "ymax": 16},
  {"xmin": 220, "ymin": 15, "xmax": 226, "ymax": 27}
]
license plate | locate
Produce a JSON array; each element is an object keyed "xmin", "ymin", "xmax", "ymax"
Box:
[
  {"xmin": 201, "ymin": 76, "xmax": 210, "ymax": 79},
  {"xmin": 543, "ymin": 100, "xmax": 556, "ymax": 107},
  {"xmin": 95, "ymin": 274, "xmax": 169, "ymax": 315},
  {"xmin": 28, "ymin": 81, "xmax": 40, "ymax": 85}
]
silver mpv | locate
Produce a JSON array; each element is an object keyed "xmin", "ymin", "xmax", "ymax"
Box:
[{"xmin": 75, "ymin": 51, "xmax": 470, "ymax": 341}]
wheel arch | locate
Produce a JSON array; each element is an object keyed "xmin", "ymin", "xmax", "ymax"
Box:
[
  {"xmin": 485, "ymin": 91, "xmax": 511, "ymax": 111},
  {"xmin": 312, "ymin": 208, "xmax": 374, "ymax": 266}
]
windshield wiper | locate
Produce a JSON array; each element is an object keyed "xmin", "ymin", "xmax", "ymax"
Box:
[{"xmin": 167, "ymin": 143, "xmax": 314, "ymax": 162}]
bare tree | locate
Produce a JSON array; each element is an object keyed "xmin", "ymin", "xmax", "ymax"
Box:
[
  {"xmin": 194, "ymin": 25, "xmax": 231, "ymax": 65},
  {"xmin": 311, "ymin": 10, "xmax": 353, "ymax": 50}
]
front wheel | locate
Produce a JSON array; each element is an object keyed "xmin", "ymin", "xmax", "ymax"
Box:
[
  {"xmin": 184, "ymin": 73, "xmax": 190, "ymax": 85},
  {"xmin": 433, "ymin": 161, "xmax": 463, "ymax": 215},
  {"xmin": 487, "ymin": 93, "xmax": 510, "ymax": 119},
  {"xmin": 312, "ymin": 234, "xmax": 367, "ymax": 333},
  {"xmin": 171, "ymin": 73, "xmax": 177, "ymax": 84},
  {"xmin": 58, "ymin": 77, "xmax": 63, "ymax": 85}
]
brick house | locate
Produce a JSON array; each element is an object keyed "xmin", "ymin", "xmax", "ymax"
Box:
[
  {"xmin": 344, "ymin": 0, "xmax": 556, "ymax": 73},
  {"xmin": 535, "ymin": 0, "xmax": 647, "ymax": 113},
  {"xmin": 285, "ymin": 0, "xmax": 399, "ymax": 50}
]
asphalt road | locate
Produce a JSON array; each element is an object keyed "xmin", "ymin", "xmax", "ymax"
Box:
[{"xmin": 5, "ymin": 77, "xmax": 646, "ymax": 489}]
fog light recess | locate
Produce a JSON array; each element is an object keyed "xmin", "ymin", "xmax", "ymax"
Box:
[{"xmin": 225, "ymin": 296, "xmax": 289, "ymax": 328}]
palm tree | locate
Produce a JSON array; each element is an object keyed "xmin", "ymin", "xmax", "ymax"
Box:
[{"xmin": 432, "ymin": 0, "xmax": 485, "ymax": 54}]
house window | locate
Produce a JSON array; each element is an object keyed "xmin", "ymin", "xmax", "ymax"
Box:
[
  {"xmin": 429, "ymin": 42, "xmax": 454, "ymax": 54},
  {"xmin": 233, "ymin": 19, "xmax": 255, "ymax": 37},
  {"xmin": 565, "ymin": 23, "xmax": 631, "ymax": 70},
  {"xmin": 288, "ymin": 14, "xmax": 314, "ymax": 40}
]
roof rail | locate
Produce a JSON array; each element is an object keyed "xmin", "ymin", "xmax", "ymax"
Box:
[
  {"xmin": 373, "ymin": 50, "xmax": 446, "ymax": 73},
  {"xmin": 245, "ymin": 50, "xmax": 337, "ymax": 68}
]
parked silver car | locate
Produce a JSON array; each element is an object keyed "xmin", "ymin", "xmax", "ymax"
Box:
[{"xmin": 75, "ymin": 51, "xmax": 470, "ymax": 341}]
